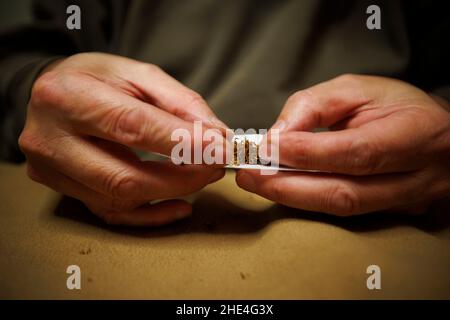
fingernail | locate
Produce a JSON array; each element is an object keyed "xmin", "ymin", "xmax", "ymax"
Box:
[
  {"xmin": 237, "ymin": 171, "xmax": 256, "ymax": 192},
  {"xmin": 209, "ymin": 116, "xmax": 229, "ymax": 130},
  {"xmin": 271, "ymin": 120, "xmax": 287, "ymax": 132},
  {"xmin": 208, "ymin": 170, "xmax": 225, "ymax": 184}
]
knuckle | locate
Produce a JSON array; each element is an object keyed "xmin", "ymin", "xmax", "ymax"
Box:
[
  {"xmin": 335, "ymin": 73, "xmax": 361, "ymax": 84},
  {"xmin": 286, "ymin": 90, "xmax": 321, "ymax": 125},
  {"xmin": 325, "ymin": 184, "xmax": 360, "ymax": 216},
  {"xmin": 30, "ymin": 70, "xmax": 82, "ymax": 114},
  {"xmin": 184, "ymin": 90, "xmax": 206, "ymax": 108},
  {"xmin": 18, "ymin": 131, "xmax": 55, "ymax": 159},
  {"xmin": 287, "ymin": 90, "xmax": 311, "ymax": 107},
  {"xmin": 333, "ymin": 74, "xmax": 370, "ymax": 103},
  {"xmin": 144, "ymin": 63, "xmax": 163, "ymax": 74},
  {"xmin": 105, "ymin": 170, "xmax": 142, "ymax": 199},
  {"xmin": 111, "ymin": 107, "xmax": 147, "ymax": 145},
  {"xmin": 31, "ymin": 72, "xmax": 60, "ymax": 105},
  {"xmin": 18, "ymin": 131, "xmax": 34, "ymax": 154},
  {"xmin": 31, "ymin": 71, "xmax": 77, "ymax": 108},
  {"xmin": 348, "ymin": 139, "xmax": 380, "ymax": 174}
]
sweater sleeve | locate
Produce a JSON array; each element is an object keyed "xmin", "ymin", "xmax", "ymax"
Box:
[
  {"xmin": 0, "ymin": 0, "xmax": 121, "ymax": 162},
  {"xmin": 402, "ymin": 0, "xmax": 450, "ymax": 102}
]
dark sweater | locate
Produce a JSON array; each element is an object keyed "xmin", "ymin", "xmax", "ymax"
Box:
[{"xmin": 1, "ymin": 0, "xmax": 449, "ymax": 162}]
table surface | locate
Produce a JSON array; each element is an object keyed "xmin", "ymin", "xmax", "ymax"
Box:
[{"xmin": 1, "ymin": 163, "xmax": 450, "ymax": 299}]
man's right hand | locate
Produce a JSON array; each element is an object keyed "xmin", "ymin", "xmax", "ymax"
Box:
[{"xmin": 19, "ymin": 52, "xmax": 226, "ymax": 226}]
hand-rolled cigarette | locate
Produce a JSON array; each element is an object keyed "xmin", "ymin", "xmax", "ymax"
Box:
[
  {"xmin": 231, "ymin": 134, "xmax": 261, "ymax": 165},
  {"xmin": 226, "ymin": 133, "xmax": 321, "ymax": 172}
]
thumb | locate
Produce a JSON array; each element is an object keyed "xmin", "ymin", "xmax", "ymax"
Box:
[{"xmin": 271, "ymin": 74, "xmax": 379, "ymax": 132}]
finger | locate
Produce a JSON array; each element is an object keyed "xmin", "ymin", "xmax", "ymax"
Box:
[
  {"xmin": 33, "ymin": 71, "xmax": 223, "ymax": 157},
  {"xmin": 271, "ymin": 74, "xmax": 385, "ymax": 132},
  {"xmin": 103, "ymin": 200, "xmax": 192, "ymax": 227},
  {"xmin": 126, "ymin": 64, "xmax": 228, "ymax": 129},
  {"xmin": 236, "ymin": 169, "xmax": 429, "ymax": 216},
  {"xmin": 25, "ymin": 160, "xmax": 140, "ymax": 215},
  {"xmin": 27, "ymin": 135, "xmax": 225, "ymax": 200},
  {"xmin": 74, "ymin": 55, "xmax": 228, "ymax": 129},
  {"xmin": 26, "ymin": 160, "xmax": 193, "ymax": 226},
  {"xmin": 274, "ymin": 124, "xmax": 426, "ymax": 175}
]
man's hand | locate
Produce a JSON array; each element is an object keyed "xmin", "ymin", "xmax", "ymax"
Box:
[
  {"xmin": 237, "ymin": 75, "xmax": 450, "ymax": 216},
  {"xmin": 19, "ymin": 53, "xmax": 226, "ymax": 226}
]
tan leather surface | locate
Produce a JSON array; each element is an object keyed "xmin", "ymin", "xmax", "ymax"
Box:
[{"xmin": 1, "ymin": 163, "xmax": 450, "ymax": 299}]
